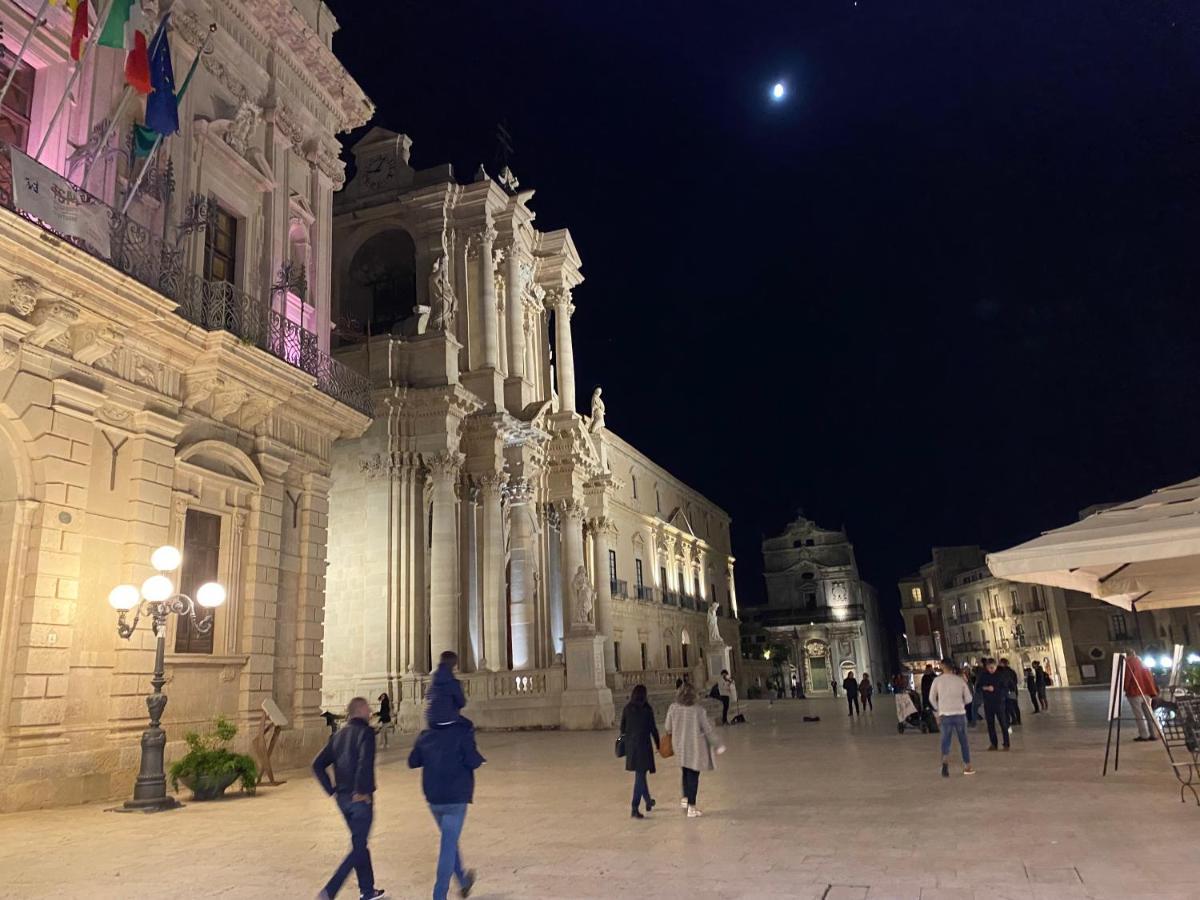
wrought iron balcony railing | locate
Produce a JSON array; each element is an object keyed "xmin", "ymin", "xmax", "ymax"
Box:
[
  {"xmin": 636, "ymin": 584, "xmax": 657, "ymax": 602},
  {"xmin": 611, "ymin": 579, "xmax": 628, "ymax": 599},
  {"xmin": 0, "ymin": 142, "xmax": 372, "ymax": 417}
]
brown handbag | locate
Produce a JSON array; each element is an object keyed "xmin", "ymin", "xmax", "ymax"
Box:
[{"xmin": 659, "ymin": 733, "xmax": 674, "ymax": 758}]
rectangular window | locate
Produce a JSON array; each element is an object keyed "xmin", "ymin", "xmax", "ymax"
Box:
[
  {"xmin": 174, "ymin": 509, "xmax": 222, "ymax": 654},
  {"xmin": 1111, "ymin": 614, "xmax": 1128, "ymax": 639},
  {"xmin": 659, "ymin": 566, "xmax": 667, "ymax": 591},
  {"xmin": 613, "ymin": 641, "xmax": 621, "ymax": 672},
  {"xmin": 666, "ymin": 645, "xmax": 673, "ymax": 668},
  {"xmin": 635, "ymin": 559, "xmax": 644, "ymax": 592},
  {"xmin": 640, "ymin": 642, "xmax": 648, "ymax": 670},
  {"xmin": 911, "ymin": 587, "xmax": 923, "ymax": 604},
  {"xmin": 204, "ymin": 203, "xmax": 239, "ymax": 285},
  {"xmin": 1037, "ymin": 620, "xmax": 1047, "ymax": 643},
  {"xmin": 682, "ymin": 644, "xmax": 689, "ymax": 668},
  {"xmin": 608, "ymin": 549, "xmax": 617, "ymax": 586},
  {"xmin": 0, "ymin": 56, "xmax": 35, "ymax": 151}
]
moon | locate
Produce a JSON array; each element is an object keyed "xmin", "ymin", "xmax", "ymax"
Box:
[{"xmin": 771, "ymin": 82, "xmax": 786, "ymax": 101}]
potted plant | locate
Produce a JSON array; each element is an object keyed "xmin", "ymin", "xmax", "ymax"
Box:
[{"xmin": 169, "ymin": 715, "xmax": 258, "ymax": 801}]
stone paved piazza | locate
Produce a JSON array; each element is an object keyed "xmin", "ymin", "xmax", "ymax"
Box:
[{"xmin": 1, "ymin": 689, "xmax": 1197, "ymax": 899}]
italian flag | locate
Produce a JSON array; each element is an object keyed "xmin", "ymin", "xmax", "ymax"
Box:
[{"xmin": 98, "ymin": 0, "xmax": 152, "ymax": 94}]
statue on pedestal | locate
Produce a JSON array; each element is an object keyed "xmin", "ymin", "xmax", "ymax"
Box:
[
  {"xmin": 707, "ymin": 600, "xmax": 723, "ymax": 645},
  {"xmin": 572, "ymin": 565, "xmax": 595, "ymax": 626},
  {"xmin": 428, "ymin": 255, "xmax": 457, "ymax": 331},
  {"xmin": 590, "ymin": 386, "xmax": 606, "ymax": 431}
]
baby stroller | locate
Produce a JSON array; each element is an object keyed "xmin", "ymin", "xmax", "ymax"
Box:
[{"xmin": 896, "ymin": 689, "xmax": 938, "ymax": 734}]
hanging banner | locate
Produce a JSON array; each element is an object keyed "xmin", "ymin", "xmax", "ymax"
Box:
[{"xmin": 10, "ymin": 148, "xmax": 112, "ymax": 256}]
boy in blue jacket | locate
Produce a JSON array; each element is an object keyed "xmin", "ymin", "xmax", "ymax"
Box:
[{"xmin": 410, "ymin": 650, "xmax": 485, "ymax": 900}]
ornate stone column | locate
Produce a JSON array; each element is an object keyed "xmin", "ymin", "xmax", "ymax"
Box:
[
  {"xmin": 472, "ymin": 223, "xmax": 499, "ymax": 369},
  {"xmin": 507, "ymin": 479, "xmax": 535, "ymax": 669},
  {"xmin": 478, "ymin": 471, "xmax": 508, "ymax": 670},
  {"xmin": 426, "ymin": 452, "xmax": 463, "ymax": 662},
  {"xmin": 559, "ymin": 498, "xmax": 588, "ymax": 630},
  {"xmin": 507, "ymin": 254, "xmax": 527, "ymax": 379},
  {"xmin": 590, "ymin": 516, "xmax": 618, "ymax": 673},
  {"xmin": 549, "ymin": 289, "xmax": 577, "ymax": 413}
]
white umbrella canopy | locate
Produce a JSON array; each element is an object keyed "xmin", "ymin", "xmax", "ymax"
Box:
[{"xmin": 986, "ymin": 476, "xmax": 1200, "ymax": 611}]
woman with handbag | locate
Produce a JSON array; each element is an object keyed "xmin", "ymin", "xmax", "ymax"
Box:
[
  {"xmin": 619, "ymin": 684, "xmax": 660, "ymax": 818},
  {"xmin": 663, "ymin": 681, "xmax": 725, "ymax": 818}
]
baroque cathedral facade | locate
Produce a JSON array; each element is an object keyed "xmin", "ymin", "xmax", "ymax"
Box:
[{"xmin": 321, "ymin": 130, "xmax": 742, "ymax": 729}]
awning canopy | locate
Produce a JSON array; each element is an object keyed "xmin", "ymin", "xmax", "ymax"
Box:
[{"xmin": 986, "ymin": 476, "xmax": 1200, "ymax": 611}]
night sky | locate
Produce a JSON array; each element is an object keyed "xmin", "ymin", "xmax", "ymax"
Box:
[{"xmin": 325, "ymin": 1, "xmax": 1200, "ymax": 633}]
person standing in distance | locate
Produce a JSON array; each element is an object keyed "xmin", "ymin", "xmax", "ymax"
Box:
[
  {"xmin": 312, "ymin": 697, "xmax": 386, "ymax": 900},
  {"xmin": 930, "ymin": 659, "xmax": 975, "ymax": 777},
  {"xmin": 843, "ymin": 671, "xmax": 860, "ymax": 716}
]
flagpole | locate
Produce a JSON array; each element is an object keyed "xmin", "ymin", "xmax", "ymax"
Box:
[
  {"xmin": 0, "ymin": 0, "xmax": 52, "ymax": 110},
  {"xmin": 120, "ymin": 23, "xmax": 215, "ymax": 216},
  {"xmin": 34, "ymin": 0, "xmax": 117, "ymax": 162},
  {"xmin": 81, "ymin": 84, "xmax": 132, "ymax": 189}
]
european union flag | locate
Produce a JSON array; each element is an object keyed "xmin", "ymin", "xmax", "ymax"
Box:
[{"xmin": 143, "ymin": 16, "xmax": 177, "ymax": 136}]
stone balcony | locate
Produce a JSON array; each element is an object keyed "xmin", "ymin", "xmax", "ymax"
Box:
[{"xmin": 0, "ymin": 142, "xmax": 372, "ymax": 417}]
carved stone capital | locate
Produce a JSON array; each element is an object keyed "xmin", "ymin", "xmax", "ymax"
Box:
[
  {"xmin": 558, "ymin": 497, "xmax": 585, "ymax": 522},
  {"xmin": 546, "ymin": 288, "xmax": 574, "ymax": 318},
  {"xmin": 503, "ymin": 477, "xmax": 534, "ymax": 505},
  {"xmin": 424, "ymin": 450, "xmax": 464, "ymax": 481},
  {"xmin": 476, "ymin": 471, "xmax": 507, "ymax": 497},
  {"xmin": 589, "ymin": 516, "xmax": 619, "ymax": 539}
]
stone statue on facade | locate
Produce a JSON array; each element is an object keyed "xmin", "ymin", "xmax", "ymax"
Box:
[
  {"xmin": 224, "ymin": 101, "xmax": 259, "ymax": 155},
  {"xmin": 572, "ymin": 565, "xmax": 595, "ymax": 627},
  {"xmin": 590, "ymin": 386, "xmax": 606, "ymax": 431},
  {"xmin": 707, "ymin": 600, "xmax": 723, "ymax": 645},
  {"xmin": 428, "ymin": 255, "xmax": 457, "ymax": 331}
]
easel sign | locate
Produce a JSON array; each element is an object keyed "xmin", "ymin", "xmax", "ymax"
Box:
[
  {"xmin": 1102, "ymin": 653, "xmax": 1126, "ymax": 776},
  {"xmin": 253, "ymin": 698, "xmax": 289, "ymax": 787}
]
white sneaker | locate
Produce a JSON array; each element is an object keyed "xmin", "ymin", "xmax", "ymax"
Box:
[
  {"xmin": 680, "ymin": 798, "xmax": 688, "ymax": 809},
  {"xmin": 687, "ymin": 806, "xmax": 704, "ymax": 818}
]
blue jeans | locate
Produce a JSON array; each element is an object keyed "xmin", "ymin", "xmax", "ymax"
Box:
[
  {"xmin": 429, "ymin": 802, "xmax": 468, "ymax": 900},
  {"xmin": 939, "ymin": 714, "xmax": 971, "ymax": 764},
  {"xmin": 325, "ymin": 795, "xmax": 374, "ymax": 898},
  {"xmin": 632, "ymin": 769, "xmax": 652, "ymax": 811}
]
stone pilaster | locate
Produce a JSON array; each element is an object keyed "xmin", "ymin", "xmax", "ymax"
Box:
[
  {"xmin": 506, "ymin": 252, "xmax": 526, "ymax": 378},
  {"xmin": 293, "ymin": 472, "xmax": 331, "ymax": 729},
  {"xmin": 590, "ymin": 516, "xmax": 618, "ymax": 673},
  {"xmin": 478, "ymin": 471, "xmax": 507, "ymax": 670},
  {"xmin": 237, "ymin": 453, "xmax": 288, "ymax": 722},
  {"xmin": 426, "ymin": 451, "xmax": 463, "ymax": 662}
]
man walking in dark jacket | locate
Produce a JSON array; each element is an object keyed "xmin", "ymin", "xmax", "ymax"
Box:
[
  {"xmin": 409, "ymin": 701, "xmax": 485, "ymax": 900},
  {"xmin": 1024, "ymin": 667, "xmax": 1040, "ymax": 714},
  {"xmin": 998, "ymin": 658, "xmax": 1021, "ymax": 726},
  {"xmin": 1033, "ymin": 661, "xmax": 1050, "ymax": 711},
  {"xmin": 920, "ymin": 664, "xmax": 936, "ymax": 712},
  {"xmin": 976, "ymin": 658, "xmax": 1010, "ymax": 751},
  {"xmin": 843, "ymin": 672, "xmax": 860, "ymax": 716},
  {"xmin": 312, "ymin": 697, "xmax": 386, "ymax": 900}
]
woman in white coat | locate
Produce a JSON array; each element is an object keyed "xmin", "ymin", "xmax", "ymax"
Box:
[{"xmin": 663, "ymin": 682, "xmax": 725, "ymax": 817}]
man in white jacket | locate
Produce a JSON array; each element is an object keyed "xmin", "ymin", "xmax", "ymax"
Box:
[{"xmin": 929, "ymin": 659, "xmax": 975, "ymax": 778}]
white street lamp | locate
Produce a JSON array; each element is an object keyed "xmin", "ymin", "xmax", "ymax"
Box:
[{"xmin": 108, "ymin": 546, "xmax": 226, "ymax": 813}]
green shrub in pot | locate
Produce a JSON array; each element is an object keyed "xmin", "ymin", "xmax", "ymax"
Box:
[{"xmin": 168, "ymin": 715, "xmax": 258, "ymax": 800}]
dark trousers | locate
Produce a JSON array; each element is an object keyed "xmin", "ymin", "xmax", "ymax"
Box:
[
  {"xmin": 847, "ymin": 694, "xmax": 859, "ymax": 716},
  {"xmin": 631, "ymin": 769, "xmax": 652, "ymax": 811},
  {"xmin": 984, "ymin": 703, "xmax": 1010, "ymax": 748},
  {"xmin": 681, "ymin": 767, "xmax": 700, "ymax": 805},
  {"xmin": 325, "ymin": 795, "xmax": 374, "ymax": 898},
  {"xmin": 720, "ymin": 695, "xmax": 730, "ymax": 724},
  {"xmin": 1029, "ymin": 688, "xmax": 1040, "ymax": 713},
  {"xmin": 1037, "ymin": 689, "xmax": 1048, "ymax": 710},
  {"xmin": 862, "ymin": 693, "xmax": 873, "ymax": 711},
  {"xmin": 1006, "ymin": 697, "xmax": 1022, "ymax": 725}
]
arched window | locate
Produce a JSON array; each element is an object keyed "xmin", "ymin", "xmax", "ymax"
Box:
[{"xmin": 339, "ymin": 228, "xmax": 418, "ymax": 344}]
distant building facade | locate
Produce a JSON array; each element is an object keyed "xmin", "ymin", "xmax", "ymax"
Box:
[
  {"xmin": 320, "ymin": 130, "xmax": 741, "ymax": 729},
  {"xmin": 900, "ymin": 545, "xmax": 1196, "ymax": 684},
  {"xmin": 744, "ymin": 516, "xmax": 885, "ymax": 694}
]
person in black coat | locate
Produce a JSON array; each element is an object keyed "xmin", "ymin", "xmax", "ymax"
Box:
[
  {"xmin": 843, "ymin": 673, "xmax": 860, "ymax": 716},
  {"xmin": 620, "ymin": 684, "xmax": 661, "ymax": 819},
  {"xmin": 975, "ymin": 658, "xmax": 1010, "ymax": 750},
  {"xmin": 1024, "ymin": 667, "xmax": 1040, "ymax": 714},
  {"xmin": 920, "ymin": 665, "xmax": 936, "ymax": 711}
]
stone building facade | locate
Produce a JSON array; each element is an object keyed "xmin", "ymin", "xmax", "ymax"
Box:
[
  {"xmin": 0, "ymin": 0, "xmax": 372, "ymax": 810},
  {"xmin": 322, "ymin": 130, "xmax": 742, "ymax": 728},
  {"xmin": 899, "ymin": 545, "xmax": 1196, "ymax": 685},
  {"xmin": 744, "ymin": 516, "xmax": 886, "ymax": 694}
]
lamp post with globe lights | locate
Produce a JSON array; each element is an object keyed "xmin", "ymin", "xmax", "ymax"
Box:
[{"xmin": 108, "ymin": 545, "xmax": 226, "ymax": 812}]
